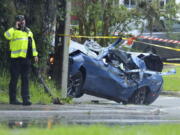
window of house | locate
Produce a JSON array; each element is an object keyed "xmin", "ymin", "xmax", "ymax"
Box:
[
  {"xmin": 160, "ymin": 1, "xmax": 165, "ymax": 8},
  {"xmin": 124, "ymin": 0, "xmax": 136, "ymax": 8}
]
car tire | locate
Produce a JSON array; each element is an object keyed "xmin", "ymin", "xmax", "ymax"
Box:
[
  {"xmin": 130, "ymin": 87, "xmax": 147, "ymax": 105},
  {"xmin": 68, "ymin": 71, "xmax": 84, "ymax": 98}
]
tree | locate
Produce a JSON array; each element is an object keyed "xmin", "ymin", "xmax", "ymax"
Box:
[
  {"xmin": 137, "ymin": 1, "xmax": 162, "ymax": 35},
  {"xmin": 72, "ymin": 0, "xmax": 141, "ymax": 44},
  {"xmin": 137, "ymin": 0, "xmax": 179, "ymax": 36},
  {"xmin": 72, "ymin": 0, "xmax": 102, "ymax": 42},
  {"xmin": 0, "ymin": 0, "xmax": 17, "ymax": 68},
  {"xmin": 0, "ymin": 0, "xmax": 70, "ymax": 98},
  {"xmin": 52, "ymin": 0, "xmax": 66, "ymax": 87},
  {"xmin": 0, "ymin": 0, "xmax": 59, "ymax": 70}
]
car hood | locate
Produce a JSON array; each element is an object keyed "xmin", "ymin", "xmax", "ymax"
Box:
[{"xmin": 69, "ymin": 40, "xmax": 98, "ymax": 58}]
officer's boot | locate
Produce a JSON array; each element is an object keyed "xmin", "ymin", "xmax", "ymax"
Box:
[
  {"xmin": 23, "ymin": 98, "xmax": 32, "ymax": 106},
  {"xmin": 9, "ymin": 90, "xmax": 22, "ymax": 105},
  {"xmin": 9, "ymin": 97, "xmax": 22, "ymax": 105}
]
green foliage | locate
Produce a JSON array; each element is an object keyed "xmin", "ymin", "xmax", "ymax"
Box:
[
  {"xmin": 0, "ymin": 0, "xmax": 17, "ymax": 68},
  {"xmin": 0, "ymin": 70, "xmax": 9, "ymax": 103},
  {"xmin": 137, "ymin": 0, "xmax": 179, "ymax": 35},
  {"xmin": 72, "ymin": 0, "xmax": 142, "ymax": 44},
  {"xmin": 71, "ymin": 0, "xmax": 179, "ymax": 44},
  {"xmin": 0, "ymin": 70, "xmax": 9, "ymax": 90},
  {"xmin": 60, "ymin": 97, "xmax": 73, "ymax": 104},
  {"xmin": 0, "ymin": 0, "xmax": 63, "ymax": 70},
  {"xmin": 0, "ymin": 70, "xmax": 61, "ymax": 104},
  {"xmin": 164, "ymin": 0, "xmax": 177, "ymax": 18},
  {"xmin": 29, "ymin": 80, "xmax": 52, "ymax": 104}
]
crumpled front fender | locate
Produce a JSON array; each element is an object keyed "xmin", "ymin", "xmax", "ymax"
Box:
[{"xmin": 69, "ymin": 54, "xmax": 84, "ymax": 77}]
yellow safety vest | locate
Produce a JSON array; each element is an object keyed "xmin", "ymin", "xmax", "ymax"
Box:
[{"xmin": 4, "ymin": 27, "xmax": 38, "ymax": 58}]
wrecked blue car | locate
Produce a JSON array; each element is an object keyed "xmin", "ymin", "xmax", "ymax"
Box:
[{"xmin": 68, "ymin": 38, "xmax": 174, "ymax": 105}]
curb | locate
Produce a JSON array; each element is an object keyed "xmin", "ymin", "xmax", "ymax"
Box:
[{"xmin": 160, "ymin": 91, "xmax": 180, "ymax": 97}]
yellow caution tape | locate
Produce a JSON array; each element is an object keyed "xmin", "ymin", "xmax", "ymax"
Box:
[
  {"xmin": 59, "ymin": 34, "xmax": 180, "ymax": 66},
  {"xmin": 58, "ymin": 34, "xmax": 180, "ymax": 52},
  {"xmin": 134, "ymin": 41, "xmax": 180, "ymax": 52},
  {"xmin": 58, "ymin": 34, "xmax": 128, "ymax": 40},
  {"xmin": 163, "ymin": 62, "xmax": 180, "ymax": 66}
]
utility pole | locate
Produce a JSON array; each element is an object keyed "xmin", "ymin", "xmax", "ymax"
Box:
[
  {"xmin": 61, "ymin": 0, "xmax": 71, "ymax": 98},
  {"xmin": 53, "ymin": 0, "xmax": 71, "ymax": 98}
]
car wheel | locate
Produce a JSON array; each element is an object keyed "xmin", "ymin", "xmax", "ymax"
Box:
[
  {"xmin": 130, "ymin": 87, "xmax": 147, "ymax": 105},
  {"xmin": 68, "ymin": 71, "xmax": 84, "ymax": 98}
]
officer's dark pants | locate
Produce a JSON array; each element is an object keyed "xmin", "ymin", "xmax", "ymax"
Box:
[{"xmin": 9, "ymin": 58, "xmax": 31, "ymax": 102}]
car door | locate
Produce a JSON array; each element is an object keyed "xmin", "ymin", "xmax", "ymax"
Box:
[{"xmin": 83, "ymin": 56, "xmax": 135, "ymax": 99}]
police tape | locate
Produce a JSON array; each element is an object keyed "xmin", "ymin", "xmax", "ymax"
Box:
[
  {"xmin": 134, "ymin": 41, "xmax": 180, "ymax": 52},
  {"xmin": 58, "ymin": 34, "xmax": 180, "ymax": 44},
  {"xmin": 163, "ymin": 62, "xmax": 180, "ymax": 66},
  {"xmin": 59, "ymin": 34, "xmax": 180, "ymax": 66},
  {"xmin": 138, "ymin": 36, "xmax": 180, "ymax": 44},
  {"xmin": 58, "ymin": 34, "xmax": 128, "ymax": 39},
  {"xmin": 58, "ymin": 34, "xmax": 180, "ymax": 51}
]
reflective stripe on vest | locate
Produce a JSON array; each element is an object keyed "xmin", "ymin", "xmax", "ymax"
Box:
[
  {"xmin": 11, "ymin": 49, "xmax": 27, "ymax": 54},
  {"xmin": 12, "ymin": 48, "xmax": 37, "ymax": 54},
  {"xmin": 32, "ymin": 48, "xmax": 37, "ymax": 52},
  {"xmin": 12, "ymin": 38, "xmax": 28, "ymax": 42},
  {"xmin": 5, "ymin": 31, "xmax": 11, "ymax": 37}
]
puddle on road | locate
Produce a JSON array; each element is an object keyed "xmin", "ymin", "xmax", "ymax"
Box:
[
  {"xmin": 1, "ymin": 118, "xmax": 66, "ymax": 129},
  {"xmin": 0, "ymin": 104, "xmax": 180, "ymax": 128},
  {"xmin": 0, "ymin": 114, "xmax": 180, "ymax": 129}
]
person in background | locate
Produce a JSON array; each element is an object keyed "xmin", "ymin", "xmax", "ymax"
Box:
[{"xmin": 4, "ymin": 15, "xmax": 38, "ymax": 105}]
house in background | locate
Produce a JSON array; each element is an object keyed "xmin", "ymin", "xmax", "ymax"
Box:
[
  {"xmin": 118, "ymin": 0, "xmax": 179, "ymax": 9},
  {"xmin": 118, "ymin": 0, "xmax": 179, "ymax": 19}
]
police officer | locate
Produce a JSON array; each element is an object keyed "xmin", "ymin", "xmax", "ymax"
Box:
[{"xmin": 4, "ymin": 15, "xmax": 38, "ymax": 105}]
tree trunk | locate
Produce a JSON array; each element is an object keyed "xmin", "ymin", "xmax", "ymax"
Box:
[
  {"xmin": 101, "ymin": 1, "xmax": 110, "ymax": 45},
  {"xmin": 42, "ymin": 0, "xmax": 57, "ymax": 46},
  {"xmin": 53, "ymin": 0, "xmax": 66, "ymax": 88},
  {"xmin": 79, "ymin": 19, "xmax": 85, "ymax": 43}
]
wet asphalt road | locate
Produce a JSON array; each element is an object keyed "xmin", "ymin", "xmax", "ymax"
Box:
[{"xmin": 0, "ymin": 95, "xmax": 180, "ymax": 126}]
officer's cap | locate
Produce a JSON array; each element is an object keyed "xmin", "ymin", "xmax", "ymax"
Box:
[{"xmin": 15, "ymin": 15, "xmax": 25, "ymax": 22}]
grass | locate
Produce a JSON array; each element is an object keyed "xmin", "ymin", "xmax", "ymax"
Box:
[
  {"xmin": 0, "ymin": 70, "xmax": 11, "ymax": 103},
  {"xmin": 0, "ymin": 124, "xmax": 180, "ymax": 135},
  {"xmin": 163, "ymin": 66, "xmax": 180, "ymax": 91},
  {"xmin": 0, "ymin": 69, "xmax": 61, "ymax": 104},
  {"xmin": 29, "ymin": 78, "xmax": 59, "ymax": 104}
]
